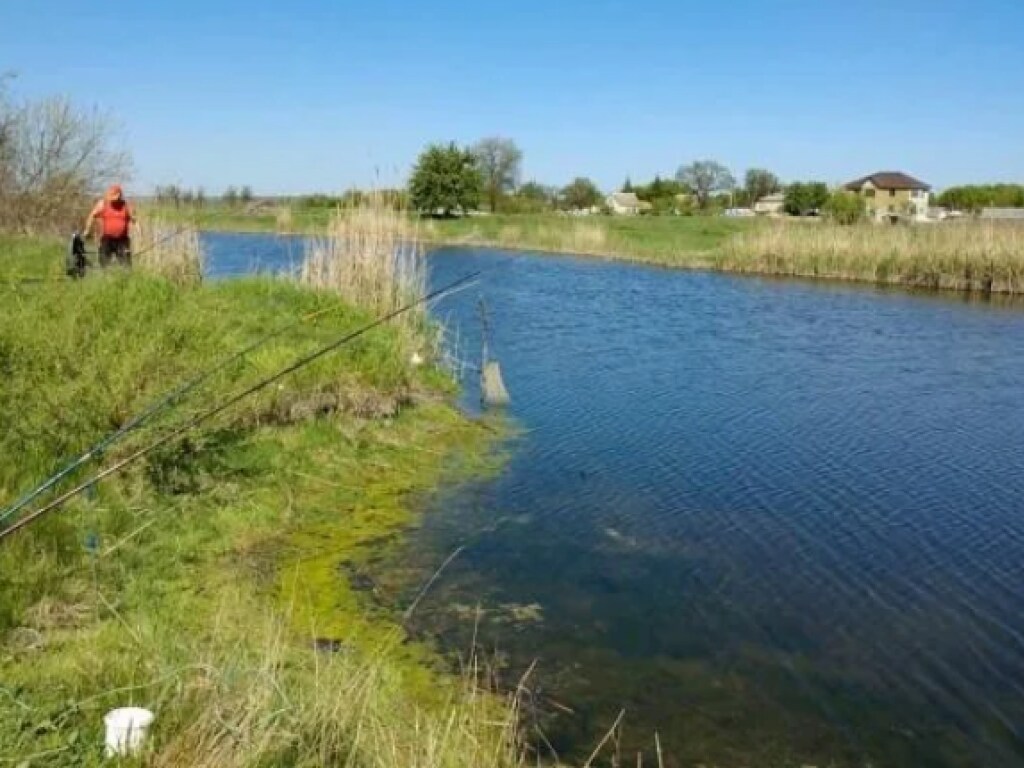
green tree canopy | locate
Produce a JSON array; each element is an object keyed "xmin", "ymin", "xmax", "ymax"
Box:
[
  {"xmin": 632, "ymin": 175, "xmax": 689, "ymax": 214},
  {"xmin": 471, "ymin": 137, "xmax": 522, "ymax": 212},
  {"xmin": 936, "ymin": 184, "xmax": 1024, "ymax": 212},
  {"xmin": 744, "ymin": 168, "xmax": 781, "ymax": 204},
  {"xmin": 559, "ymin": 177, "xmax": 603, "ymax": 210},
  {"xmin": 676, "ymin": 160, "xmax": 736, "ymax": 209},
  {"xmin": 784, "ymin": 182, "xmax": 830, "ymax": 216},
  {"xmin": 409, "ymin": 142, "xmax": 482, "ymax": 217},
  {"xmin": 823, "ymin": 190, "xmax": 866, "ymax": 224}
]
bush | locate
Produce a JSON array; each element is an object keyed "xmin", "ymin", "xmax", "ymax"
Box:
[
  {"xmin": 823, "ymin": 191, "xmax": 866, "ymax": 225},
  {"xmin": 784, "ymin": 182, "xmax": 830, "ymax": 216}
]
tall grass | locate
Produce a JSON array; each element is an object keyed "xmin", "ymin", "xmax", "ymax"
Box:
[
  {"xmin": 150, "ymin": 610, "xmax": 524, "ymax": 768},
  {"xmin": 720, "ymin": 220, "xmax": 1024, "ymax": 292},
  {"xmin": 275, "ymin": 205, "xmax": 294, "ymax": 233},
  {"xmin": 134, "ymin": 217, "xmax": 204, "ymax": 285},
  {"xmin": 300, "ymin": 199, "xmax": 426, "ymax": 336}
]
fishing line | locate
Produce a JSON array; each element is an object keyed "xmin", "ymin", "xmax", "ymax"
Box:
[{"xmin": 0, "ymin": 271, "xmax": 480, "ymax": 543}]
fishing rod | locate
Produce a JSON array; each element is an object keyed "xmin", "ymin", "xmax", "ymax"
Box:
[
  {"xmin": 0, "ymin": 293, "xmax": 369, "ymax": 529},
  {"xmin": 0, "ymin": 270, "xmax": 480, "ymax": 543}
]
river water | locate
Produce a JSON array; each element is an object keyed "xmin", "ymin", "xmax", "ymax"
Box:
[{"xmin": 206, "ymin": 233, "xmax": 1024, "ymax": 767}]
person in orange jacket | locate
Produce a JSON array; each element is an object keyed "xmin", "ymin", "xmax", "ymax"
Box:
[{"xmin": 83, "ymin": 184, "xmax": 135, "ymax": 266}]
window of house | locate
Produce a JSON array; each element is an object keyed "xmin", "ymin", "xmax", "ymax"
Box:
[
  {"xmin": 889, "ymin": 189, "xmax": 896, "ymax": 198},
  {"xmin": 888, "ymin": 204, "xmax": 896, "ymax": 213},
  {"xmin": 865, "ymin": 189, "xmax": 876, "ymax": 198}
]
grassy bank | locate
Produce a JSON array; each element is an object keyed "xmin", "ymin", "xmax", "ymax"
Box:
[
  {"xmin": 421, "ymin": 214, "xmax": 747, "ymax": 265},
  {"xmin": 142, "ymin": 203, "xmax": 331, "ymax": 234},
  {"xmin": 0, "ymin": 237, "xmax": 521, "ymax": 766},
  {"xmin": 720, "ymin": 220, "xmax": 1024, "ymax": 293}
]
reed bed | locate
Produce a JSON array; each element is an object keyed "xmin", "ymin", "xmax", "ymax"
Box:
[
  {"xmin": 301, "ymin": 199, "xmax": 426, "ymax": 336},
  {"xmin": 134, "ymin": 217, "xmax": 204, "ymax": 285},
  {"xmin": 719, "ymin": 220, "xmax": 1024, "ymax": 293}
]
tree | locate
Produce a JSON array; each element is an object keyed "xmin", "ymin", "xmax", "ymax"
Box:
[
  {"xmin": 621, "ymin": 177, "xmax": 634, "ymax": 193},
  {"xmin": 937, "ymin": 184, "xmax": 1024, "ymax": 212},
  {"xmin": 239, "ymin": 185, "xmax": 254, "ymax": 205},
  {"xmin": 409, "ymin": 142, "xmax": 482, "ymax": 217},
  {"xmin": 559, "ymin": 177, "xmax": 603, "ymax": 211},
  {"xmin": 784, "ymin": 182, "xmax": 830, "ymax": 216},
  {"xmin": 222, "ymin": 186, "xmax": 239, "ymax": 207},
  {"xmin": 676, "ymin": 160, "xmax": 736, "ymax": 210},
  {"xmin": 744, "ymin": 168, "xmax": 781, "ymax": 205},
  {"xmin": 634, "ymin": 175, "xmax": 689, "ymax": 215},
  {"xmin": 472, "ymin": 137, "xmax": 522, "ymax": 213},
  {"xmin": 823, "ymin": 190, "xmax": 866, "ymax": 224},
  {"xmin": 509, "ymin": 180, "xmax": 557, "ymax": 213},
  {"xmin": 0, "ymin": 88, "xmax": 131, "ymax": 232}
]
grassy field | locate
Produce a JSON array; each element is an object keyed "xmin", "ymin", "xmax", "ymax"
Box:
[{"xmin": 0, "ymin": 236, "xmax": 522, "ymax": 766}]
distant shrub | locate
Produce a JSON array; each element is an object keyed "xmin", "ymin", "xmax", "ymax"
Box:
[{"xmin": 823, "ymin": 191, "xmax": 867, "ymax": 225}]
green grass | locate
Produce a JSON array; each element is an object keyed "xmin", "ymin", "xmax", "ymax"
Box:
[
  {"xmin": 421, "ymin": 214, "xmax": 748, "ymax": 266},
  {"xmin": 0, "ymin": 237, "xmax": 521, "ymax": 766},
  {"xmin": 142, "ymin": 203, "xmax": 332, "ymax": 234}
]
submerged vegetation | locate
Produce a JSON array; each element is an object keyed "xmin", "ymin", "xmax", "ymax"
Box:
[{"xmin": 0, "ymin": 233, "xmax": 526, "ymax": 766}]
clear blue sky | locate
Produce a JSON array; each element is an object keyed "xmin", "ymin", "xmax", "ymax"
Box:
[{"xmin": 3, "ymin": 0, "xmax": 1022, "ymax": 194}]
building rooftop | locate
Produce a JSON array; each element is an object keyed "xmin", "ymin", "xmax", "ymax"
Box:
[{"xmin": 844, "ymin": 172, "xmax": 931, "ymax": 192}]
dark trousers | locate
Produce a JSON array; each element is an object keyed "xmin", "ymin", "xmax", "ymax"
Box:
[{"xmin": 99, "ymin": 236, "xmax": 132, "ymax": 267}]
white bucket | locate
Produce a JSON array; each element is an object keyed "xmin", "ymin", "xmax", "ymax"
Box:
[{"xmin": 103, "ymin": 707, "xmax": 154, "ymax": 757}]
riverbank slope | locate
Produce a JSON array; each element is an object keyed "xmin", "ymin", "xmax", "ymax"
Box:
[{"xmin": 0, "ymin": 236, "xmax": 519, "ymax": 766}]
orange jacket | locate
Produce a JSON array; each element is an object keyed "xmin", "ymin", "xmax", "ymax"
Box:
[{"xmin": 89, "ymin": 199, "xmax": 133, "ymax": 238}]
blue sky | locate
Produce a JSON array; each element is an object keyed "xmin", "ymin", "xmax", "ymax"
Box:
[{"xmin": 3, "ymin": 0, "xmax": 1022, "ymax": 194}]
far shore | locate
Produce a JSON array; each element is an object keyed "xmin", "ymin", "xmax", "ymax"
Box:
[{"xmin": 146, "ymin": 204, "xmax": 1024, "ymax": 296}]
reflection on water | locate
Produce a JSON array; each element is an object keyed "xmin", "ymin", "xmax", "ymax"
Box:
[{"xmin": 207, "ymin": 235, "xmax": 1024, "ymax": 767}]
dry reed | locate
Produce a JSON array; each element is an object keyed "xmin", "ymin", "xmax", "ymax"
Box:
[
  {"xmin": 134, "ymin": 217, "xmax": 204, "ymax": 285},
  {"xmin": 144, "ymin": 605, "xmax": 526, "ymax": 767},
  {"xmin": 275, "ymin": 205, "xmax": 294, "ymax": 233},
  {"xmin": 720, "ymin": 220, "xmax": 1024, "ymax": 293},
  {"xmin": 300, "ymin": 198, "xmax": 426, "ymax": 336}
]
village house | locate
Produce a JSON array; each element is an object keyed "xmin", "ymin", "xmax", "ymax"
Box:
[
  {"xmin": 605, "ymin": 191, "xmax": 652, "ymax": 215},
  {"xmin": 753, "ymin": 192, "xmax": 786, "ymax": 216},
  {"xmin": 843, "ymin": 171, "xmax": 931, "ymax": 222}
]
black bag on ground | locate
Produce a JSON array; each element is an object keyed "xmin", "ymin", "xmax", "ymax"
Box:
[{"xmin": 66, "ymin": 234, "xmax": 89, "ymax": 278}]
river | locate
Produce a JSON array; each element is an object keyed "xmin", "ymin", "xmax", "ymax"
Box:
[{"xmin": 206, "ymin": 233, "xmax": 1024, "ymax": 767}]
